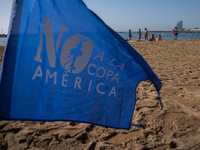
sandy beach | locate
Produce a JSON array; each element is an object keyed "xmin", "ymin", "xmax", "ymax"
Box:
[{"xmin": 0, "ymin": 39, "xmax": 200, "ymax": 150}]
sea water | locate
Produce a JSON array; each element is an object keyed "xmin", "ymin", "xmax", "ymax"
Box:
[
  {"xmin": 118, "ymin": 31, "xmax": 200, "ymax": 41},
  {"xmin": 0, "ymin": 32, "xmax": 200, "ymax": 46},
  {"xmin": 0, "ymin": 37, "xmax": 7, "ymax": 46}
]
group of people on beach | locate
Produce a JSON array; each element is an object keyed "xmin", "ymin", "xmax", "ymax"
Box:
[
  {"xmin": 128, "ymin": 27, "xmax": 178, "ymax": 41},
  {"xmin": 136, "ymin": 28, "xmax": 163, "ymax": 41}
]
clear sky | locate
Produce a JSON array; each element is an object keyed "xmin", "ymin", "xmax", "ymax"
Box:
[{"xmin": 1, "ymin": 0, "xmax": 200, "ymax": 33}]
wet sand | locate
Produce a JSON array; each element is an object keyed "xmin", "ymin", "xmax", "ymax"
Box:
[{"xmin": 0, "ymin": 39, "xmax": 200, "ymax": 150}]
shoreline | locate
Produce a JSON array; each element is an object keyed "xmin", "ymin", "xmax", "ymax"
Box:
[
  {"xmin": 127, "ymin": 39, "xmax": 200, "ymax": 42},
  {"xmin": 1, "ymin": 31, "xmax": 200, "ymax": 37}
]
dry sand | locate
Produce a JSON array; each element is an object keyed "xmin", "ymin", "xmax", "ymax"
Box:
[{"xmin": 0, "ymin": 39, "xmax": 200, "ymax": 150}]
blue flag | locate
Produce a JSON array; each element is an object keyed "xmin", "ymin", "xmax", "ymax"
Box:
[{"xmin": 0, "ymin": 0, "xmax": 162, "ymax": 130}]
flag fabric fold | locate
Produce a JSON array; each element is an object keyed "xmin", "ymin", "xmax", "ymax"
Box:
[{"xmin": 0, "ymin": 0, "xmax": 162, "ymax": 130}]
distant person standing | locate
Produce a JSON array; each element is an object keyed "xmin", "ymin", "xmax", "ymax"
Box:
[
  {"xmin": 144, "ymin": 28, "xmax": 149, "ymax": 40},
  {"xmin": 174, "ymin": 27, "xmax": 178, "ymax": 40},
  {"xmin": 128, "ymin": 29, "xmax": 133, "ymax": 41},
  {"xmin": 137, "ymin": 29, "xmax": 141, "ymax": 41}
]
